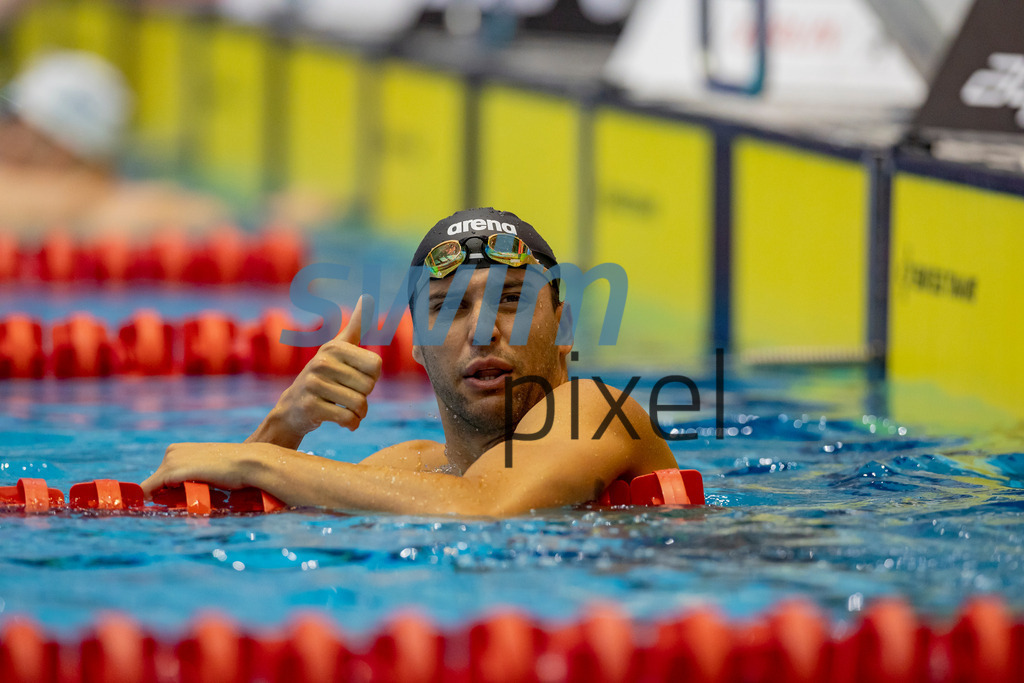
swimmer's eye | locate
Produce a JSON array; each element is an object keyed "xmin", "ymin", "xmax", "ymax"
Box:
[
  {"xmin": 429, "ymin": 297, "xmax": 464, "ymax": 314},
  {"xmin": 500, "ymin": 292, "xmax": 521, "ymax": 305}
]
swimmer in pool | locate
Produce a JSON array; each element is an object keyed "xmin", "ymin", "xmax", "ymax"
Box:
[
  {"xmin": 0, "ymin": 49, "xmax": 228, "ymax": 236},
  {"xmin": 141, "ymin": 207, "xmax": 676, "ymax": 515}
]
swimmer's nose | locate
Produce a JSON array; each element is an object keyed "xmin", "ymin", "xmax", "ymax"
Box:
[{"xmin": 466, "ymin": 297, "xmax": 500, "ymax": 347}]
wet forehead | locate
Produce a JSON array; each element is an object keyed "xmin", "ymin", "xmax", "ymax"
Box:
[{"xmin": 426, "ymin": 267, "xmax": 528, "ymax": 302}]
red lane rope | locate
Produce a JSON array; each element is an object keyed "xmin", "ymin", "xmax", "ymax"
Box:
[
  {"xmin": 0, "ymin": 226, "xmax": 305, "ymax": 285},
  {"xmin": 0, "ymin": 308, "xmax": 425, "ymax": 378},
  {"xmin": 0, "ymin": 598, "xmax": 1019, "ymax": 683},
  {"xmin": 0, "ymin": 470, "xmax": 705, "ymax": 516}
]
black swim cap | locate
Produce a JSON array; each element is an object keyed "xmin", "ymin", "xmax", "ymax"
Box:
[{"xmin": 410, "ymin": 207, "xmax": 558, "ymax": 270}]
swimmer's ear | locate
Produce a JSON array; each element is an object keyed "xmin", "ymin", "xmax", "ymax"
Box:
[
  {"xmin": 411, "ymin": 344, "xmax": 424, "ymax": 365},
  {"xmin": 555, "ymin": 300, "xmax": 574, "ymax": 348}
]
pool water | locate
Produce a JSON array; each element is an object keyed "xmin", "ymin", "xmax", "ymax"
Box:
[{"xmin": 2, "ymin": 363, "xmax": 1023, "ymax": 637}]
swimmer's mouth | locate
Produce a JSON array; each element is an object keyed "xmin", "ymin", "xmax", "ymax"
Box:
[{"xmin": 464, "ymin": 359, "xmax": 513, "ymax": 384}]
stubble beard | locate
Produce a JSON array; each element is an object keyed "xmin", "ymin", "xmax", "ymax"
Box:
[{"xmin": 427, "ymin": 354, "xmax": 558, "ymax": 438}]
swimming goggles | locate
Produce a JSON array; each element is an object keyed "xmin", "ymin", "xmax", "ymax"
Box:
[{"xmin": 423, "ymin": 234, "xmax": 541, "ymax": 279}]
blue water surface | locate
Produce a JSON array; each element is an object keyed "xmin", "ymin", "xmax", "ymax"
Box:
[{"xmin": 1, "ymin": 364, "xmax": 1022, "ymax": 638}]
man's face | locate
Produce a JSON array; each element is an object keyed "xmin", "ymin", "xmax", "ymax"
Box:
[{"xmin": 412, "ymin": 266, "xmax": 569, "ymax": 436}]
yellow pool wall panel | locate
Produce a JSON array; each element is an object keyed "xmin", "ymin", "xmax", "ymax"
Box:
[
  {"xmin": 284, "ymin": 41, "xmax": 364, "ymax": 214},
  {"xmin": 73, "ymin": 0, "xmax": 132, "ymax": 80},
  {"xmin": 195, "ymin": 22, "xmax": 271, "ymax": 202},
  {"xmin": 371, "ymin": 60, "xmax": 468, "ymax": 238},
  {"xmin": 889, "ymin": 174, "xmax": 1024, "ymax": 421},
  {"xmin": 476, "ymin": 85, "xmax": 581, "ymax": 266},
  {"xmin": 732, "ymin": 138, "xmax": 870, "ymax": 361},
  {"xmin": 10, "ymin": 0, "xmax": 75, "ymax": 68},
  {"xmin": 133, "ymin": 11, "xmax": 189, "ymax": 165},
  {"xmin": 589, "ymin": 108, "xmax": 713, "ymax": 367},
  {"xmin": 9, "ymin": 0, "xmax": 49, "ymax": 68}
]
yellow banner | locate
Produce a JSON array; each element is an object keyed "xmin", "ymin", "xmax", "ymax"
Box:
[
  {"xmin": 889, "ymin": 173, "xmax": 1024, "ymax": 421},
  {"xmin": 733, "ymin": 138, "xmax": 869, "ymax": 362},
  {"xmin": 590, "ymin": 108, "xmax": 713, "ymax": 367},
  {"xmin": 476, "ymin": 85, "xmax": 581, "ymax": 265},
  {"xmin": 11, "ymin": 0, "xmax": 74, "ymax": 67},
  {"xmin": 196, "ymin": 23, "xmax": 270, "ymax": 201},
  {"xmin": 134, "ymin": 11, "xmax": 188, "ymax": 165},
  {"xmin": 284, "ymin": 41, "xmax": 363, "ymax": 214},
  {"xmin": 372, "ymin": 60, "xmax": 467, "ymax": 238},
  {"xmin": 73, "ymin": 0, "xmax": 131, "ymax": 77}
]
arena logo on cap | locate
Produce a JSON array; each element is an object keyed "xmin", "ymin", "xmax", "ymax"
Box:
[{"xmin": 447, "ymin": 219, "xmax": 519, "ymax": 236}]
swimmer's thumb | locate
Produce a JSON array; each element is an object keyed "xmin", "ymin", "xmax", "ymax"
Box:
[{"xmin": 338, "ymin": 294, "xmax": 373, "ymax": 345}]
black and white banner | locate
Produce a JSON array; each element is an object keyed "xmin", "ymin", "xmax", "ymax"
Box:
[{"xmin": 914, "ymin": 0, "xmax": 1024, "ymax": 136}]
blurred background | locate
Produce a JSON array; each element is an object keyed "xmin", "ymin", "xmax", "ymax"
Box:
[{"xmin": 0, "ymin": 0, "xmax": 1021, "ymax": 431}]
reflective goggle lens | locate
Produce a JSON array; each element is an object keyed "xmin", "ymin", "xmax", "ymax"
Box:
[
  {"xmin": 424, "ymin": 234, "xmax": 541, "ymax": 279},
  {"xmin": 485, "ymin": 234, "xmax": 537, "ymax": 267},
  {"xmin": 424, "ymin": 240, "xmax": 466, "ymax": 278}
]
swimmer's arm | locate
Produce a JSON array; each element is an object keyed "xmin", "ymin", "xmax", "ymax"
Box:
[
  {"xmin": 141, "ymin": 382, "xmax": 675, "ymax": 515},
  {"xmin": 139, "ymin": 442, "xmax": 522, "ymax": 515},
  {"xmin": 357, "ymin": 440, "xmax": 448, "ymax": 472}
]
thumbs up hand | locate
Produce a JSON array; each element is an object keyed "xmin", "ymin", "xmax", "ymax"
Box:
[{"xmin": 247, "ymin": 296, "xmax": 384, "ymax": 449}]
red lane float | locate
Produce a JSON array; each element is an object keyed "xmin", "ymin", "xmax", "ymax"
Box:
[
  {"xmin": 597, "ymin": 469, "xmax": 705, "ymax": 506},
  {"xmin": 51, "ymin": 314, "xmax": 120, "ymax": 378},
  {"xmin": 153, "ymin": 481, "xmax": 213, "ymax": 516},
  {"xmin": 0, "ymin": 618, "xmax": 56, "ymax": 682},
  {"xmin": 69, "ymin": 480, "xmax": 146, "ymax": 511},
  {"xmin": 183, "ymin": 314, "xmax": 244, "ymax": 375},
  {"xmin": 367, "ymin": 613, "xmax": 444, "ymax": 683},
  {"xmin": 37, "ymin": 230, "xmax": 82, "ymax": 282},
  {"xmin": 184, "ymin": 225, "xmax": 246, "ymax": 284},
  {"xmin": 0, "ymin": 315, "xmax": 45, "ymax": 378},
  {"xmin": 135, "ymin": 229, "xmax": 190, "ymax": 282},
  {"xmin": 280, "ymin": 615, "xmax": 348, "ymax": 683},
  {"xmin": 4, "ymin": 226, "xmax": 306, "ymax": 285},
  {"xmin": 651, "ymin": 606, "xmax": 732, "ymax": 681},
  {"xmin": 246, "ymin": 309, "xmax": 317, "ymax": 376},
  {"xmin": 0, "ymin": 598, "xmax": 1021, "ymax": 683},
  {"xmin": 152, "ymin": 482, "xmax": 286, "ymax": 515},
  {"xmin": 118, "ymin": 310, "xmax": 177, "ymax": 375},
  {"xmin": 86, "ymin": 235, "xmax": 133, "ymax": 282},
  {"xmin": 79, "ymin": 615, "xmax": 154, "ymax": 683},
  {"xmin": 544, "ymin": 606, "xmax": 639, "ymax": 683},
  {"xmin": 243, "ymin": 229, "xmax": 305, "ymax": 285},
  {"xmin": 0, "ymin": 479, "xmax": 65, "ymax": 512},
  {"xmin": 0, "ymin": 309, "xmax": 424, "ymax": 378}
]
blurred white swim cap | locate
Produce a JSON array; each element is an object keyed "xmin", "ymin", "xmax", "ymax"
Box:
[{"xmin": 4, "ymin": 50, "xmax": 133, "ymax": 162}]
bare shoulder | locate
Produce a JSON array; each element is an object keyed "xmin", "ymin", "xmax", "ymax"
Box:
[
  {"xmin": 460, "ymin": 378, "xmax": 677, "ymax": 509},
  {"xmin": 509, "ymin": 378, "xmax": 677, "ymax": 479},
  {"xmin": 576, "ymin": 379, "xmax": 676, "ymax": 471},
  {"xmin": 358, "ymin": 439, "xmax": 449, "ymax": 472},
  {"xmin": 570, "ymin": 378, "xmax": 656, "ymax": 429},
  {"xmin": 537, "ymin": 378, "xmax": 663, "ymax": 439}
]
